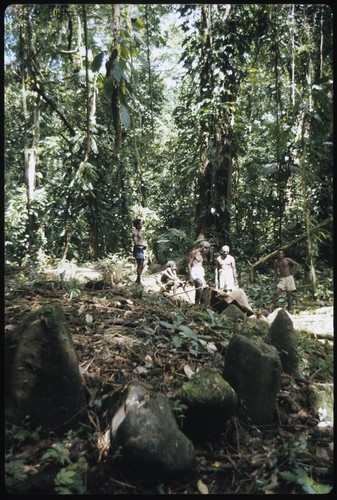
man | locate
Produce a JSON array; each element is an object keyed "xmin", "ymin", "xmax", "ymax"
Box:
[
  {"xmin": 187, "ymin": 240, "xmax": 210, "ymax": 304},
  {"xmin": 215, "ymin": 245, "xmax": 238, "ymax": 292},
  {"xmin": 161, "ymin": 260, "xmax": 184, "ymax": 296},
  {"xmin": 272, "ymin": 248, "xmax": 301, "ymax": 312},
  {"xmin": 132, "ymin": 218, "xmax": 147, "ymax": 284}
]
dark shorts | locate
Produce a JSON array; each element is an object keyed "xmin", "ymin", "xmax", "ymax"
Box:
[{"xmin": 133, "ymin": 245, "xmax": 145, "ymax": 260}]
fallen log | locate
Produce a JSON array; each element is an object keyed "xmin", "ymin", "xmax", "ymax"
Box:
[{"xmin": 249, "ymin": 216, "xmax": 332, "ymax": 282}]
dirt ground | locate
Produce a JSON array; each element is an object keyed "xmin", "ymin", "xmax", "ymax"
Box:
[{"xmin": 5, "ymin": 264, "xmax": 334, "ymax": 495}]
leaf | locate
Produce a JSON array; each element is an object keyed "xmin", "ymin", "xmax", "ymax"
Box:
[
  {"xmin": 120, "ymin": 105, "xmax": 130, "ymax": 129},
  {"xmin": 197, "ymin": 479, "xmax": 209, "ymax": 494},
  {"xmin": 91, "ymin": 52, "xmax": 105, "ymax": 73},
  {"xmin": 172, "ymin": 335, "xmax": 183, "ymax": 348},
  {"xmin": 85, "ymin": 314, "xmax": 93, "ymax": 324},
  {"xmin": 103, "ymin": 78, "xmax": 114, "ymax": 100},
  {"xmin": 159, "ymin": 320, "xmax": 174, "ymax": 331},
  {"xmin": 55, "ymin": 468, "xmax": 76, "ymax": 485},
  {"xmin": 206, "ymin": 342, "xmax": 217, "ymax": 353},
  {"xmin": 179, "ymin": 324, "xmax": 199, "ymax": 341},
  {"xmin": 91, "ymin": 138, "xmax": 98, "ymax": 154},
  {"xmin": 131, "ymin": 17, "xmax": 144, "ymax": 30},
  {"xmin": 310, "ymin": 482, "xmax": 333, "ymax": 494},
  {"xmin": 184, "ymin": 365, "xmax": 194, "ymax": 378},
  {"xmin": 112, "ymin": 61, "xmax": 123, "ymax": 82}
]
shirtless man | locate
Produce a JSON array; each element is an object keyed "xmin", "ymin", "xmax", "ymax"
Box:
[
  {"xmin": 215, "ymin": 245, "xmax": 238, "ymax": 292},
  {"xmin": 272, "ymin": 248, "xmax": 301, "ymax": 312},
  {"xmin": 132, "ymin": 218, "xmax": 147, "ymax": 284},
  {"xmin": 187, "ymin": 240, "xmax": 210, "ymax": 304}
]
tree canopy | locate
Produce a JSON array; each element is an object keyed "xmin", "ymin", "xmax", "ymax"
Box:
[{"xmin": 4, "ymin": 3, "xmax": 333, "ymax": 273}]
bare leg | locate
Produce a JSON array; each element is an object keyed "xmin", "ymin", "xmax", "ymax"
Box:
[
  {"xmin": 136, "ymin": 259, "xmax": 144, "ymax": 284},
  {"xmin": 272, "ymin": 287, "xmax": 282, "ymax": 309},
  {"xmin": 194, "ymin": 279, "xmax": 203, "ymax": 304},
  {"xmin": 287, "ymin": 292, "xmax": 293, "ymax": 312}
]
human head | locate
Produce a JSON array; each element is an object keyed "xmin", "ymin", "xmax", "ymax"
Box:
[
  {"xmin": 167, "ymin": 260, "xmax": 176, "ymax": 268},
  {"xmin": 133, "ymin": 218, "xmax": 142, "ymax": 229},
  {"xmin": 198, "ymin": 241, "xmax": 210, "ymax": 252},
  {"xmin": 221, "ymin": 245, "xmax": 230, "ymax": 253},
  {"xmin": 277, "ymin": 248, "xmax": 285, "ymax": 257}
]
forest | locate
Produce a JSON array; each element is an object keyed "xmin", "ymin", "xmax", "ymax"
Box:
[{"xmin": 4, "ymin": 3, "xmax": 333, "ymax": 495}]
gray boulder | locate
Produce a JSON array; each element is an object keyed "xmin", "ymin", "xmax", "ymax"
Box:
[
  {"xmin": 111, "ymin": 382, "xmax": 195, "ymax": 477},
  {"xmin": 223, "ymin": 334, "xmax": 282, "ymax": 425}
]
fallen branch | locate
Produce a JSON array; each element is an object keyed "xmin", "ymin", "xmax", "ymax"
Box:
[{"xmin": 249, "ymin": 216, "xmax": 332, "ymax": 282}]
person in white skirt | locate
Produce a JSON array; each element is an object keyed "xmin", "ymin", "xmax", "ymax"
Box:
[
  {"xmin": 187, "ymin": 241, "xmax": 210, "ymax": 304},
  {"xmin": 215, "ymin": 245, "xmax": 238, "ymax": 292}
]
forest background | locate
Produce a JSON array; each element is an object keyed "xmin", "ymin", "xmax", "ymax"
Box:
[
  {"xmin": 4, "ymin": 3, "xmax": 334, "ymax": 495},
  {"xmin": 4, "ymin": 3, "xmax": 333, "ymax": 299}
]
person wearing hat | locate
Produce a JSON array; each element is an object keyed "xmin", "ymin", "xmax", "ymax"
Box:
[
  {"xmin": 187, "ymin": 240, "xmax": 210, "ymax": 304},
  {"xmin": 161, "ymin": 260, "xmax": 184, "ymax": 295},
  {"xmin": 215, "ymin": 245, "xmax": 238, "ymax": 292}
]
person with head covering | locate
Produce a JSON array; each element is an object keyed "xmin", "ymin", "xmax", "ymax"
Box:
[
  {"xmin": 215, "ymin": 245, "xmax": 238, "ymax": 292},
  {"xmin": 187, "ymin": 240, "xmax": 210, "ymax": 304},
  {"xmin": 132, "ymin": 218, "xmax": 147, "ymax": 284},
  {"xmin": 161, "ymin": 260, "xmax": 184, "ymax": 295}
]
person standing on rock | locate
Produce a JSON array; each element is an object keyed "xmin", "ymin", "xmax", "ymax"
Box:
[
  {"xmin": 187, "ymin": 240, "xmax": 210, "ymax": 304},
  {"xmin": 272, "ymin": 248, "xmax": 301, "ymax": 312},
  {"xmin": 132, "ymin": 218, "xmax": 147, "ymax": 285},
  {"xmin": 215, "ymin": 245, "xmax": 238, "ymax": 293}
]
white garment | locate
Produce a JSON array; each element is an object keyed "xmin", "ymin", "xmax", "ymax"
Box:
[
  {"xmin": 191, "ymin": 266, "xmax": 206, "ymax": 286},
  {"xmin": 217, "ymin": 255, "xmax": 236, "ymax": 291}
]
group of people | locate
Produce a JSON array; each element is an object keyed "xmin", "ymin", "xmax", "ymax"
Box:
[{"xmin": 132, "ymin": 218, "xmax": 301, "ymax": 311}]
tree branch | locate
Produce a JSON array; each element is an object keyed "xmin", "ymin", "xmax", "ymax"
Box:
[{"xmin": 249, "ymin": 216, "xmax": 333, "ymax": 282}]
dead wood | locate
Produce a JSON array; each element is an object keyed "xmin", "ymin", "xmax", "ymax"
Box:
[{"xmin": 248, "ymin": 216, "xmax": 333, "ymax": 282}]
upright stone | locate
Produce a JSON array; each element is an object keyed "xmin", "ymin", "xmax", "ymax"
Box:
[
  {"xmin": 111, "ymin": 383, "xmax": 195, "ymax": 477},
  {"xmin": 266, "ymin": 309, "xmax": 299, "ymax": 375},
  {"xmin": 222, "ymin": 334, "xmax": 282, "ymax": 425},
  {"xmin": 174, "ymin": 367, "xmax": 238, "ymax": 440},
  {"xmin": 5, "ymin": 303, "xmax": 87, "ymax": 433}
]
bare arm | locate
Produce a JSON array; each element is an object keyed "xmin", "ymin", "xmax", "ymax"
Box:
[
  {"xmin": 215, "ymin": 259, "xmax": 219, "ymax": 288},
  {"xmin": 187, "ymin": 251, "xmax": 194, "ymax": 281},
  {"xmin": 232, "ymin": 258, "xmax": 238, "ymax": 285},
  {"xmin": 274, "ymin": 260, "xmax": 279, "ymax": 279},
  {"xmin": 287, "ymin": 258, "xmax": 301, "ymax": 274}
]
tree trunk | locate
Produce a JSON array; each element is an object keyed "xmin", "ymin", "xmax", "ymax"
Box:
[
  {"xmin": 196, "ymin": 5, "xmax": 233, "ymax": 243},
  {"xmin": 83, "ymin": 5, "xmax": 98, "ymax": 259},
  {"xmin": 145, "ymin": 5, "xmax": 154, "ymax": 139},
  {"xmin": 20, "ymin": 20, "xmax": 31, "ymax": 252},
  {"xmin": 300, "ymin": 115, "xmax": 316, "ymax": 295}
]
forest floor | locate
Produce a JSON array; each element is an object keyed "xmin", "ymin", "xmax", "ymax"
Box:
[{"xmin": 4, "ymin": 263, "xmax": 334, "ymax": 495}]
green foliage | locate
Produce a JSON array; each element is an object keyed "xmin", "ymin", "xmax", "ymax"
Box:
[
  {"xmin": 159, "ymin": 317, "xmax": 204, "ymax": 355},
  {"xmin": 4, "ymin": 4, "xmax": 333, "ymax": 267},
  {"xmin": 256, "ymin": 434, "xmax": 332, "ymax": 494},
  {"xmin": 42, "ymin": 444, "xmax": 88, "ymax": 494},
  {"xmin": 5, "ymin": 187, "xmax": 29, "ymax": 266},
  {"xmin": 5, "ymin": 455, "xmax": 27, "ymax": 491},
  {"xmin": 42, "ymin": 443, "xmax": 72, "ymax": 465},
  {"xmin": 154, "ymin": 228, "xmax": 193, "ymax": 263},
  {"xmin": 5, "ymin": 419, "xmax": 43, "ymax": 449},
  {"xmin": 65, "ymin": 278, "xmax": 82, "ymax": 300},
  {"xmin": 172, "ymin": 399, "xmax": 188, "ymax": 428}
]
